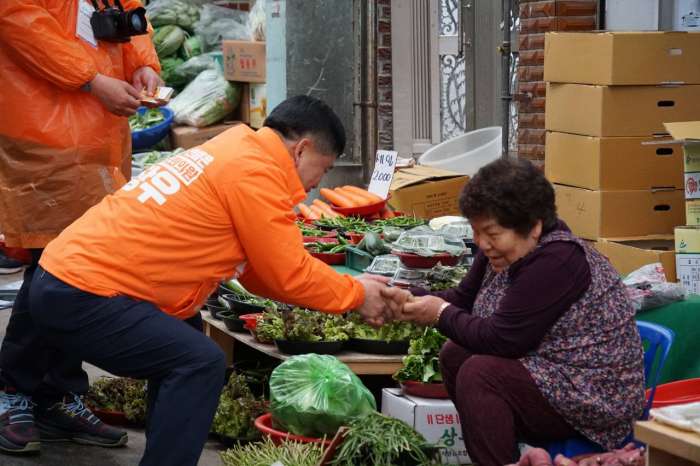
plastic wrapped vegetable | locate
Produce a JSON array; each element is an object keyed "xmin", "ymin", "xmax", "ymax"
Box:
[
  {"xmin": 146, "ymin": 0, "xmax": 202, "ymax": 31},
  {"xmin": 153, "ymin": 25, "xmax": 187, "ymax": 59},
  {"xmin": 180, "ymin": 35, "xmax": 202, "ymax": 60},
  {"xmin": 270, "ymin": 354, "xmax": 376, "ymax": 437},
  {"xmin": 159, "ymin": 56, "xmax": 185, "ymax": 88},
  {"xmin": 168, "ymin": 69, "xmax": 241, "ymax": 127},
  {"xmin": 195, "ymin": 4, "xmax": 249, "ymax": 52},
  {"xmin": 169, "ymin": 52, "xmax": 217, "ymax": 90}
]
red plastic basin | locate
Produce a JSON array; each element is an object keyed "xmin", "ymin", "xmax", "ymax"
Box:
[
  {"xmin": 647, "ymin": 378, "xmax": 700, "ymax": 408},
  {"xmin": 400, "ymin": 381, "xmax": 450, "ymax": 399},
  {"xmin": 392, "ymin": 251, "xmax": 461, "ymax": 269},
  {"xmin": 254, "ymin": 413, "xmax": 332, "ymax": 446}
]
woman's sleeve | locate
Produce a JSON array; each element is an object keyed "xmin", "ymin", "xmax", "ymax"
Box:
[{"xmin": 437, "ymin": 242, "xmax": 591, "ymax": 357}]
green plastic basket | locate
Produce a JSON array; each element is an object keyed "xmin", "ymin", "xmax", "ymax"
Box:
[{"xmin": 345, "ymin": 246, "xmax": 374, "ymax": 272}]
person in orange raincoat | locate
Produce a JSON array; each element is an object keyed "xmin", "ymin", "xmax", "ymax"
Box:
[{"xmin": 0, "ymin": 0, "xmax": 161, "ymax": 454}]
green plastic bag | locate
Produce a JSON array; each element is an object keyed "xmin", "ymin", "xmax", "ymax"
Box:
[{"xmin": 270, "ymin": 354, "xmax": 376, "ymax": 437}]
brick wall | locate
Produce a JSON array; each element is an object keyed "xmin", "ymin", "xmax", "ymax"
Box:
[
  {"xmin": 517, "ymin": 0, "xmax": 598, "ymax": 165},
  {"xmin": 377, "ymin": 0, "xmax": 393, "ymax": 150}
]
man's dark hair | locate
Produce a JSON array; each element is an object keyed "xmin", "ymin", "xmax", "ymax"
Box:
[
  {"xmin": 459, "ymin": 158, "xmax": 557, "ymax": 236},
  {"xmin": 263, "ymin": 95, "xmax": 346, "ymax": 156}
]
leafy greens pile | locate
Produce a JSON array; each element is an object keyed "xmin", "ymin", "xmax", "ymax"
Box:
[
  {"xmin": 347, "ymin": 313, "xmax": 423, "ymax": 342},
  {"xmin": 393, "ymin": 328, "xmax": 448, "ymax": 383},
  {"xmin": 128, "ymin": 108, "xmax": 165, "ymax": 132},
  {"xmin": 86, "ymin": 377, "xmax": 147, "ymax": 425},
  {"xmin": 211, "ymin": 372, "xmax": 264, "ymax": 439}
]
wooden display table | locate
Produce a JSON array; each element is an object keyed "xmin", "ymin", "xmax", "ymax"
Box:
[
  {"xmin": 635, "ymin": 421, "xmax": 700, "ymax": 466},
  {"xmin": 202, "ymin": 312, "xmax": 404, "ymax": 375}
]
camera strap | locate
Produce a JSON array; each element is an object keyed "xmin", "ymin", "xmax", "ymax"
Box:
[{"xmin": 76, "ymin": 0, "xmax": 98, "ymax": 47}]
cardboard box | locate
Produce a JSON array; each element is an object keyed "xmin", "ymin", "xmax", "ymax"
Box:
[
  {"xmin": 389, "ymin": 166, "xmax": 469, "ymax": 219},
  {"xmin": 232, "ymin": 84, "xmax": 251, "ymax": 125},
  {"xmin": 249, "ymin": 83, "xmax": 267, "ymax": 129},
  {"xmin": 222, "ymin": 40, "xmax": 266, "ymax": 83},
  {"xmin": 545, "ymin": 132, "xmax": 683, "ymax": 190},
  {"xmin": 687, "ymin": 200, "xmax": 700, "ymax": 225},
  {"xmin": 544, "ymin": 32, "xmax": 700, "ymax": 85},
  {"xmin": 554, "ymin": 184, "xmax": 685, "ymax": 240},
  {"xmin": 170, "ymin": 122, "xmax": 242, "ymax": 149},
  {"xmin": 545, "ymin": 83, "xmax": 700, "ymax": 137},
  {"xmin": 381, "ymin": 388, "xmax": 472, "ymax": 465},
  {"xmin": 675, "ymin": 226, "xmax": 700, "ymax": 294},
  {"xmin": 664, "ymin": 121, "xmax": 700, "ymax": 172},
  {"xmin": 686, "ymin": 173, "xmax": 700, "ymax": 199},
  {"xmin": 594, "ymin": 237, "xmax": 677, "ymax": 282}
]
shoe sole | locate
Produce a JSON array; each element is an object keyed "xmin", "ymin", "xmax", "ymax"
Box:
[
  {"xmin": 0, "ymin": 436, "xmax": 40, "ymax": 454},
  {"xmin": 0, "ymin": 267, "xmax": 22, "ymax": 275},
  {"xmin": 37, "ymin": 423, "xmax": 128, "ymax": 448}
]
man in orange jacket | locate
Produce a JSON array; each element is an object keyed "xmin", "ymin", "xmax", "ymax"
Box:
[
  {"xmin": 8, "ymin": 95, "xmax": 391, "ymax": 465},
  {"xmin": 0, "ymin": 0, "xmax": 161, "ymax": 454}
]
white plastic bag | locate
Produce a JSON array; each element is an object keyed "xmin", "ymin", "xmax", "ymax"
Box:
[
  {"xmin": 623, "ymin": 263, "xmax": 686, "ymax": 312},
  {"xmin": 168, "ymin": 69, "xmax": 242, "ymax": 127},
  {"xmin": 247, "ymin": 0, "xmax": 266, "ymax": 41},
  {"xmin": 194, "ymin": 4, "xmax": 249, "ymax": 52}
]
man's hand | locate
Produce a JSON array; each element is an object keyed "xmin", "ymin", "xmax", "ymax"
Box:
[
  {"xmin": 398, "ymin": 295, "xmax": 446, "ymax": 326},
  {"xmin": 380, "ymin": 286, "xmax": 413, "ymax": 321},
  {"xmin": 132, "ymin": 66, "xmax": 163, "ymax": 95},
  {"xmin": 89, "ymin": 73, "xmax": 141, "ymax": 116},
  {"xmin": 355, "ymin": 277, "xmax": 391, "ymax": 327}
]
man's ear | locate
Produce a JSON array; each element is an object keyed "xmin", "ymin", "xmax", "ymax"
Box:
[{"xmin": 291, "ymin": 138, "xmax": 310, "ymax": 165}]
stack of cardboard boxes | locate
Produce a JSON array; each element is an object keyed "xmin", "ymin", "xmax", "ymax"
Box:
[
  {"xmin": 170, "ymin": 40, "xmax": 268, "ymax": 149},
  {"xmin": 666, "ymin": 122, "xmax": 700, "ymax": 293},
  {"xmin": 544, "ymin": 31, "xmax": 700, "ymax": 281}
]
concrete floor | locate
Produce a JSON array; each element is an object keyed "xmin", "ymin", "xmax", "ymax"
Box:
[{"xmin": 0, "ymin": 270, "xmax": 225, "ymax": 466}]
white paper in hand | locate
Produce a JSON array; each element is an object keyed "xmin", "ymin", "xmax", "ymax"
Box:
[{"xmin": 367, "ymin": 150, "xmax": 398, "ymax": 200}]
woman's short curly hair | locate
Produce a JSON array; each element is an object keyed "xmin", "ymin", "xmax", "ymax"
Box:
[{"xmin": 459, "ymin": 158, "xmax": 557, "ymax": 236}]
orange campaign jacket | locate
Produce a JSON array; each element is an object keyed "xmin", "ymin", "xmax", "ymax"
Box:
[
  {"xmin": 40, "ymin": 126, "xmax": 366, "ymax": 319},
  {"xmin": 0, "ymin": 0, "xmax": 160, "ymax": 248}
]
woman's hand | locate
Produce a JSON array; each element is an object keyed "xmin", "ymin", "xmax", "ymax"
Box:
[{"xmin": 380, "ymin": 288, "xmax": 446, "ymax": 326}]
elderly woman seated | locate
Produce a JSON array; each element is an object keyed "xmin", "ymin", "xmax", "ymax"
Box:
[{"xmin": 382, "ymin": 158, "xmax": 645, "ymax": 466}]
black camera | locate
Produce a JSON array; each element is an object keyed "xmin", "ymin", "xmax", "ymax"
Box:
[{"xmin": 90, "ymin": 0, "xmax": 148, "ymax": 43}]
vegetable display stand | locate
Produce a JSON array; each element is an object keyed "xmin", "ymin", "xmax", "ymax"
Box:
[
  {"xmin": 202, "ymin": 311, "xmax": 403, "ymax": 375},
  {"xmin": 274, "ymin": 339, "xmax": 345, "ymax": 355}
]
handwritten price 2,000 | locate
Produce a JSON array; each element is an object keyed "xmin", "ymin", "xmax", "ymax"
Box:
[{"xmin": 372, "ymin": 171, "xmax": 392, "ymax": 182}]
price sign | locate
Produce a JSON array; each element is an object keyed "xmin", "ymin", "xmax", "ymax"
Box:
[{"xmin": 367, "ymin": 150, "xmax": 398, "ymax": 200}]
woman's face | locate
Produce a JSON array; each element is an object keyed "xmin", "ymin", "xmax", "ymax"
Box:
[{"xmin": 471, "ymin": 217, "xmax": 543, "ymax": 272}]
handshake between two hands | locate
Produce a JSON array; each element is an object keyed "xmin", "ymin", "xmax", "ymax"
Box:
[{"xmin": 354, "ymin": 274, "xmax": 448, "ymax": 328}]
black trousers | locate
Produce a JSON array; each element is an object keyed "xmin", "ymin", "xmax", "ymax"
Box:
[
  {"xmin": 0, "ymin": 249, "xmax": 87, "ymax": 402},
  {"xmin": 16, "ymin": 267, "xmax": 224, "ymax": 466}
]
